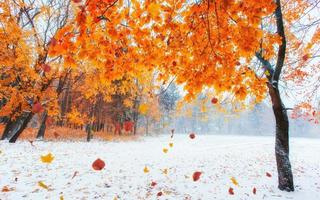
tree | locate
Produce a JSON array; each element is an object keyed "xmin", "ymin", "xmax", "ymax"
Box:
[
  {"xmin": 0, "ymin": 0, "xmax": 72, "ymax": 142},
  {"xmin": 48, "ymin": 0, "xmax": 319, "ymax": 191}
]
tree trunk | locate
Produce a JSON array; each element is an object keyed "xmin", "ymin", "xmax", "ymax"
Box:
[
  {"xmin": 268, "ymin": 84, "xmax": 294, "ymax": 191},
  {"xmin": 86, "ymin": 123, "xmax": 92, "ymax": 142},
  {"xmin": 36, "ymin": 110, "xmax": 48, "ymax": 139},
  {"xmin": 1, "ymin": 112, "xmax": 33, "ymax": 143}
]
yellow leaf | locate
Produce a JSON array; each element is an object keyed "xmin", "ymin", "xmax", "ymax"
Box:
[
  {"xmin": 60, "ymin": 196, "xmax": 64, "ymax": 200},
  {"xmin": 162, "ymin": 148, "xmax": 168, "ymax": 153},
  {"xmin": 38, "ymin": 181, "xmax": 49, "ymax": 190},
  {"xmin": 41, "ymin": 153, "xmax": 54, "ymax": 164},
  {"xmin": 143, "ymin": 166, "xmax": 149, "ymax": 173},
  {"xmin": 230, "ymin": 177, "xmax": 239, "ymax": 186},
  {"xmin": 169, "ymin": 143, "xmax": 173, "ymax": 148},
  {"xmin": 138, "ymin": 104, "xmax": 149, "ymax": 115},
  {"xmin": 265, "ymin": 70, "xmax": 270, "ymax": 76}
]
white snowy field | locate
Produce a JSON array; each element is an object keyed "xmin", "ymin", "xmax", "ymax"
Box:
[{"xmin": 0, "ymin": 135, "xmax": 320, "ymax": 200}]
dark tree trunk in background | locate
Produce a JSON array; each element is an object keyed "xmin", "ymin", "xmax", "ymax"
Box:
[
  {"xmin": 36, "ymin": 110, "xmax": 48, "ymax": 139},
  {"xmin": 1, "ymin": 112, "xmax": 33, "ymax": 143},
  {"xmin": 86, "ymin": 124, "xmax": 92, "ymax": 142}
]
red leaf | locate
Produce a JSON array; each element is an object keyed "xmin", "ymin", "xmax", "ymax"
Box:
[
  {"xmin": 253, "ymin": 187, "xmax": 257, "ymax": 195},
  {"xmin": 54, "ymin": 132, "xmax": 60, "ymax": 138},
  {"xmin": 49, "ymin": 38, "xmax": 57, "ymax": 46},
  {"xmin": 302, "ymin": 54, "xmax": 309, "ymax": 61},
  {"xmin": 32, "ymin": 102, "xmax": 43, "ymax": 113},
  {"xmin": 192, "ymin": 171, "xmax": 202, "ymax": 181},
  {"xmin": 151, "ymin": 181, "xmax": 157, "ymax": 187},
  {"xmin": 157, "ymin": 191, "xmax": 163, "ymax": 196},
  {"xmin": 211, "ymin": 97, "xmax": 218, "ymax": 104},
  {"xmin": 41, "ymin": 64, "xmax": 51, "ymax": 73},
  {"xmin": 228, "ymin": 187, "xmax": 234, "ymax": 195},
  {"xmin": 72, "ymin": 0, "xmax": 82, "ymax": 3},
  {"xmin": 266, "ymin": 172, "xmax": 272, "ymax": 177},
  {"xmin": 92, "ymin": 158, "xmax": 105, "ymax": 170},
  {"xmin": 189, "ymin": 133, "xmax": 195, "ymax": 139}
]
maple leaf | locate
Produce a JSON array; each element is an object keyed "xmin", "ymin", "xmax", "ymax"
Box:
[
  {"xmin": 1, "ymin": 186, "xmax": 14, "ymax": 192},
  {"xmin": 228, "ymin": 187, "xmax": 234, "ymax": 195},
  {"xmin": 38, "ymin": 181, "xmax": 49, "ymax": 190},
  {"xmin": 40, "ymin": 153, "xmax": 54, "ymax": 164},
  {"xmin": 143, "ymin": 166, "xmax": 149, "ymax": 173},
  {"xmin": 169, "ymin": 142, "xmax": 173, "ymax": 148},
  {"xmin": 230, "ymin": 177, "xmax": 239, "ymax": 186},
  {"xmin": 189, "ymin": 133, "xmax": 195, "ymax": 139},
  {"xmin": 138, "ymin": 104, "xmax": 149, "ymax": 115},
  {"xmin": 162, "ymin": 168, "xmax": 168, "ymax": 175},
  {"xmin": 151, "ymin": 181, "xmax": 157, "ymax": 187},
  {"xmin": 162, "ymin": 148, "xmax": 168, "ymax": 153},
  {"xmin": 266, "ymin": 172, "xmax": 272, "ymax": 177},
  {"xmin": 211, "ymin": 97, "xmax": 218, "ymax": 104},
  {"xmin": 253, "ymin": 187, "xmax": 257, "ymax": 194},
  {"xmin": 92, "ymin": 158, "xmax": 105, "ymax": 170},
  {"xmin": 192, "ymin": 171, "xmax": 202, "ymax": 181}
]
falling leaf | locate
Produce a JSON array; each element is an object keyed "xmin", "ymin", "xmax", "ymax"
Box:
[
  {"xmin": 144, "ymin": 166, "xmax": 149, "ymax": 173},
  {"xmin": 211, "ymin": 97, "xmax": 218, "ymax": 104},
  {"xmin": 41, "ymin": 153, "xmax": 54, "ymax": 164},
  {"xmin": 162, "ymin": 168, "xmax": 168, "ymax": 175},
  {"xmin": 157, "ymin": 191, "xmax": 163, "ymax": 196},
  {"xmin": 230, "ymin": 177, "xmax": 239, "ymax": 186},
  {"xmin": 189, "ymin": 133, "xmax": 195, "ymax": 139},
  {"xmin": 151, "ymin": 181, "xmax": 157, "ymax": 187},
  {"xmin": 266, "ymin": 172, "xmax": 272, "ymax": 177},
  {"xmin": 169, "ymin": 143, "xmax": 173, "ymax": 148},
  {"xmin": 92, "ymin": 158, "xmax": 105, "ymax": 170},
  {"xmin": 192, "ymin": 171, "xmax": 202, "ymax": 181},
  {"xmin": 228, "ymin": 187, "xmax": 234, "ymax": 195},
  {"xmin": 38, "ymin": 181, "xmax": 49, "ymax": 190},
  {"xmin": 162, "ymin": 148, "xmax": 168, "ymax": 153},
  {"xmin": 253, "ymin": 187, "xmax": 257, "ymax": 195}
]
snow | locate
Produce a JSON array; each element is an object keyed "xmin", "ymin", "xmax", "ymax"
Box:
[{"xmin": 0, "ymin": 135, "xmax": 320, "ymax": 200}]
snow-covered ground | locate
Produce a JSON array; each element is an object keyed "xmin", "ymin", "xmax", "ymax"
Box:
[{"xmin": 1, "ymin": 135, "xmax": 320, "ymax": 200}]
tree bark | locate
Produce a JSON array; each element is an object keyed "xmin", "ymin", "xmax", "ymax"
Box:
[
  {"xmin": 36, "ymin": 110, "xmax": 48, "ymax": 139},
  {"xmin": 1, "ymin": 112, "xmax": 33, "ymax": 143},
  {"xmin": 268, "ymin": 84, "xmax": 294, "ymax": 191}
]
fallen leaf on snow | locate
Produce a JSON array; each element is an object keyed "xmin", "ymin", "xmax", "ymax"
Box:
[
  {"xmin": 92, "ymin": 158, "xmax": 105, "ymax": 170},
  {"xmin": 189, "ymin": 133, "xmax": 195, "ymax": 139},
  {"xmin": 41, "ymin": 153, "xmax": 54, "ymax": 164},
  {"xmin": 230, "ymin": 177, "xmax": 239, "ymax": 186},
  {"xmin": 38, "ymin": 181, "xmax": 49, "ymax": 190},
  {"xmin": 144, "ymin": 166, "xmax": 150, "ymax": 173},
  {"xmin": 192, "ymin": 171, "xmax": 202, "ymax": 181},
  {"xmin": 228, "ymin": 187, "xmax": 234, "ymax": 195},
  {"xmin": 163, "ymin": 148, "xmax": 168, "ymax": 153},
  {"xmin": 169, "ymin": 143, "xmax": 173, "ymax": 148},
  {"xmin": 253, "ymin": 187, "xmax": 257, "ymax": 194},
  {"xmin": 266, "ymin": 172, "xmax": 272, "ymax": 177}
]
